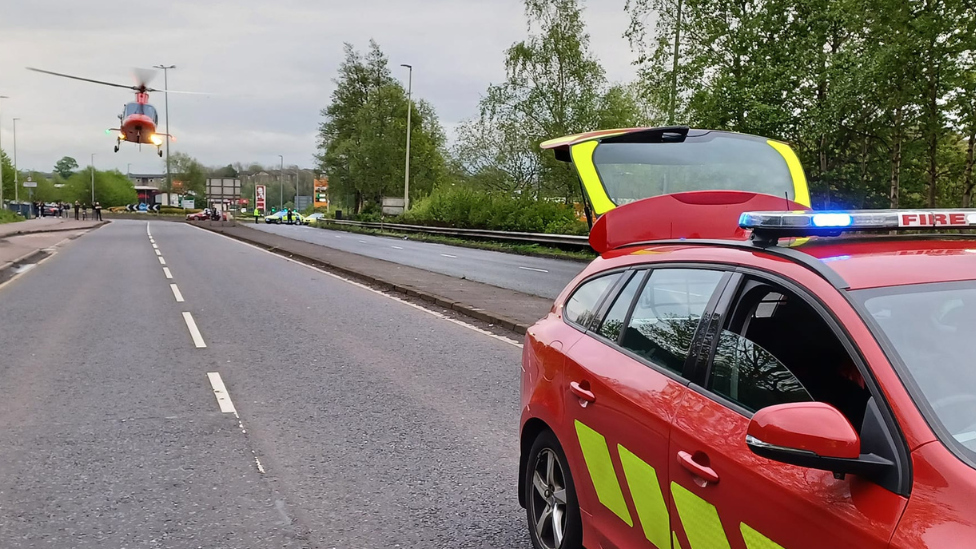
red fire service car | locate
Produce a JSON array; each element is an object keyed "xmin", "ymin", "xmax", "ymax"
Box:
[{"xmin": 520, "ymin": 127, "xmax": 976, "ymax": 549}]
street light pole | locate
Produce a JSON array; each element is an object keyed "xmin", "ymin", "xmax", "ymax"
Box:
[
  {"xmin": 401, "ymin": 64, "xmax": 413, "ymax": 211},
  {"xmin": 278, "ymin": 155, "xmax": 284, "ymax": 210},
  {"xmin": 90, "ymin": 153, "xmax": 96, "ymax": 204},
  {"xmin": 12, "ymin": 118, "xmax": 20, "ymax": 204},
  {"xmin": 154, "ymin": 64, "xmax": 176, "ymax": 201},
  {"xmin": 0, "ymin": 95, "xmax": 8, "ymax": 207}
]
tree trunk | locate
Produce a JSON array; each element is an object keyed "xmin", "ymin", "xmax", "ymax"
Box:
[
  {"xmin": 860, "ymin": 136, "xmax": 871, "ymax": 208},
  {"xmin": 963, "ymin": 128, "xmax": 976, "ymax": 207},
  {"xmin": 927, "ymin": 82, "xmax": 939, "ymax": 208},
  {"xmin": 890, "ymin": 107, "xmax": 903, "ymax": 209}
]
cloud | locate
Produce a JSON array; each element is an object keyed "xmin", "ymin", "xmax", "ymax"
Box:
[{"xmin": 0, "ymin": 0, "xmax": 638, "ymax": 174}]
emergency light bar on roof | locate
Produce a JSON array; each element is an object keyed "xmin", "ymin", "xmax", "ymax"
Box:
[{"xmin": 739, "ymin": 209, "xmax": 976, "ymax": 244}]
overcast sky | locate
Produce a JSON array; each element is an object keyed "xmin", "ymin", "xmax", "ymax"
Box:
[{"xmin": 0, "ymin": 0, "xmax": 640, "ymax": 175}]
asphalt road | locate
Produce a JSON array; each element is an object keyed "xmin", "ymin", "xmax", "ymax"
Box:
[
  {"xmin": 0, "ymin": 220, "xmax": 528, "ymax": 548},
  {"xmin": 250, "ymin": 222, "xmax": 586, "ymax": 299}
]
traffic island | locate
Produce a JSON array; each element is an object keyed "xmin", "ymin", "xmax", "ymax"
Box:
[{"xmin": 194, "ymin": 222, "xmax": 553, "ymax": 334}]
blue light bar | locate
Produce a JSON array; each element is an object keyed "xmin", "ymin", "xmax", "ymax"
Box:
[
  {"xmin": 812, "ymin": 213, "xmax": 852, "ymax": 228},
  {"xmin": 739, "ymin": 209, "xmax": 976, "ymax": 240}
]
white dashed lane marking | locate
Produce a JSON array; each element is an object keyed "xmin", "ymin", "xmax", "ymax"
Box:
[
  {"xmin": 519, "ymin": 266, "xmax": 549, "ymax": 273},
  {"xmin": 207, "ymin": 372, "xmax": 236, "ymax": 414},
  {"xmin": 158, "ymin": 256, "xmax": 166, "ymax": 265},
  {"xmin": 441, "ymin": 254, "xmax": 457, "ymax": 258},
  {"xmin": 170, "ymin": 284, "xmax": 185, "ymax": 302},
  {"xmin": 182, "ymin": 312, "xmax": 207, "ymax": 348},
  {"xmin": 163, "ymin": 267, "xmax": 173, "ymax": 279}
]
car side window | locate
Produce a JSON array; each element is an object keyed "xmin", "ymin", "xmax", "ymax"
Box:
[
  {"xmin": 564, "ymin": 273, "xmax": 622, "ymax": 328},
  {"xmin": 708, "ymin": 331, "xmax": 812, "ymax": 412},
  {"xmin": 708, "ymin": 282, "xmax": 871, "ymax": 424},
  {"xmin": 620, "ymin": 269, "xmax": 725, "ymax": 374},
  {"xmin": 596, "ymin": 271, "xmax": 647, "ymax": 342}
]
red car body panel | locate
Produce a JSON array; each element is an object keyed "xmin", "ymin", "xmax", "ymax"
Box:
[{"xmin": 521, "ymin": 233, "xmax": 976, "ymax": 548}]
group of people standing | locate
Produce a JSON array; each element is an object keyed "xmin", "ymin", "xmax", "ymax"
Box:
[{"xmin": 32, "ymin": 200, "xmax": 102, "ymax": 221}]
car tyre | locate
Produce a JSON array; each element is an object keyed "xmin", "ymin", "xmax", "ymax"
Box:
[{"xmin": 525, "ymin": 430, "xmax": 583, "ymax": 549}]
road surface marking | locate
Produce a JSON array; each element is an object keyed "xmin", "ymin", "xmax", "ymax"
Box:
[
  {"xmin": 155, "ymin": 249, "xmax": 162, "ymax": 256},
  {"xmin": 182, "ymin": 312, "xmax": 207, "ymax": 348},
  {"xmin": 170, "ymin": 284, "xmax": 185, "ymax": 302},
  {"xmin": 163, "ymin": 267, "xmax": 173, "ymax": 279},
  {"xmin": 152, "ymin": 243, "xmax": 158, "ymax": 249},
  {"xmin": 519, "ymin": 266, "xmax": 549, "ymax": 273},
  {"xmin": 441, "ymin": 254, "xmax": 457, "ymax": 258},
  {"xmin": 191, "ymin": 225, "xmax": 523, "ymax": 348},
  {"xmin": 147, "ymin": 222, "xmax": 151, "ymax": 236},
  {"xmin": 255, "ymin": 457, "xmax": 266, "ymax": 474},
  {"xmin": 206, "ymin": 372, "xmax": 236, "ymax": 414},
  {"xmin": 158, "ymin": 256, "xmax": 166, "ymax": 265},
  {"xmin": 359, "ymin": 240, "xmax": 366, "ymax": 243},
  {"xmin": 335, "ymin": 235, "xmax": 341, "ymax": 238},
  {"xmin": 392, "ymin": 245, "xmax": 404, "ymax": 249}
]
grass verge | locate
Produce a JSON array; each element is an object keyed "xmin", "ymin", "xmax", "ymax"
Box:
[{"xmin": 0, "ymin": 209, "xmax": 25, "ymax": 224}]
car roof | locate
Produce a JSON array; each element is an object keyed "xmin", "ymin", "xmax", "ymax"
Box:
[{"xmin": 598, "ymin": 236, "xmax": 976, "ymax": 291}]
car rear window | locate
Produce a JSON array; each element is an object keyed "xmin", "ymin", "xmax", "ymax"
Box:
[{"xmin": 592, "ymin": 132, "xmax": 795, "ymax": 206}]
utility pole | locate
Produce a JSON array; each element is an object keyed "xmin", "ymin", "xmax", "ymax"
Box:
[
  {"xmin": 668, "ymin": 0, "xmax": 683, "ymax": 125},
  {"xmin": 278, "ymin": 155, "xmax": 284, "ymax": 210},
  {"xmin": 0, "ymin": 95, "xmax": 8, "ymax": 207},
  {"xmin": 401, "ymin": 64, "xmax": 413, "ymax": 211},
  {"xmin": 154, "ymin": 64, "xmax": 176, "ymax": 202},
  {"xmin": 13, "ymin": 118, "xmax": 20, "ymax": 204}
]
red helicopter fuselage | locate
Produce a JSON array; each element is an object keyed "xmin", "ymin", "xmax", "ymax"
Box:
[{"xmin": 117, "ymin": 92, "xmax": 162, "ymax": 146}]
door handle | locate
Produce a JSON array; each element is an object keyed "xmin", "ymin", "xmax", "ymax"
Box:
[
  {"xmin": 569, "ymin": 381, "xmax": 596, "ymax": 403},
  {"xmin": 677, "ymin": 451, "xmax": 719, "ymax": 484}
]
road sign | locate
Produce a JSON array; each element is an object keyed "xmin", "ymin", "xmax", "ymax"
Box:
[
  {"xmin": 22, "ymin": 179, "xmax": 37, "ymax": 188},
  {"xmin": 256, "ymin": 185, "xmax": 267, "ymax": 212},
  {"xmin": 382, "ymin": 197, "xmax": 405, "ymax": 216},
  {"xmin": 182, "ymin": 198, "xmax": 195, "ymax": 209},
  {"xmin": 295, "ymin": 195, "xmax": 312, "ymax": 211}
]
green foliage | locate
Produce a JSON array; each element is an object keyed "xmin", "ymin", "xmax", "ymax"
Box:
[
  {"xmin": 53, "ymin": 156, "xmax": 79, "ymax": 179},
  {"xmin": 317, "ymin": 40, "xmax": 448, "ymax": 214},
  {"xmin": 0, "ymin": 208, "xmax": 23, "ymax": 224},
  {"xmin": 626, "ymin": 0, "xmax": 976, "ymax": 209},
  {"xmin": 453, "ymin": 0, "xmax": 645, "ymax": 199},
  {"xmin": 403, "ymin": 186, "xmax": 588, "ymax": 235},
  {"xmin": 169, "ymin": 151, "xmax": 207, "ymax": 199},
  {"xmin": 62, "ymin": 169, "xmax": 137, "ymax": 207},
  {"xmin": 1, "ymin": 149, "xmax": 14, "ymax": 201}
]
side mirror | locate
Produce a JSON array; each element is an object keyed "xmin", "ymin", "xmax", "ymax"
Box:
[{"xmin": 746, "ymin": 402, "xmax": 894, "ymax": 479}]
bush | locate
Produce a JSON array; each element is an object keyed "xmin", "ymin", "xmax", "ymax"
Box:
[
  {"xmin": 160, "ymin": 206, "xmax": 202, "ymax": 214},
  {"xmin": 0, "ymin": 208, "xmax": 24, "ymax": 224},
  {"xmin": 402, "ymin": 187, "xmax": 588, "ymax": 234}
]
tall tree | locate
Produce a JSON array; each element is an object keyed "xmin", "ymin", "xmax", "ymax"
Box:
[
  {"xmin": 457, "ymin": 0, "xmax": 643, "ymax": 200},
  {"xmin": 317, "ymin": 41, "xmax": 447, "ymax": 212},
  {"xmin": 53, "ymin": 156, "xmax": 79, "ymax": 179}
]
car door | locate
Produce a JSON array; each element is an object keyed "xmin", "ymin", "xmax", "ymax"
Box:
[
  {"xmin": 560, "ymin": 266, "xmax": 730, "ymax": 549},
  {"xmin": 668, "ymin": 273, "xmax": 908, "ymax": 549}
]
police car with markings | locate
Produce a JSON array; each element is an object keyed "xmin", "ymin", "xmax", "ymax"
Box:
[{"xmin": 520, "ymin": 126, "xmax": 976, "ymax": 549}]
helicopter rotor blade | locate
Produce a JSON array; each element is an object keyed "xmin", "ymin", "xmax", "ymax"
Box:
[
  {"xmin": 133, "ymin": 67, "xmax": 158, "ymax": 90},
  {"xmin": 145, "ymin": 88, "xmax": 216, "ymax": 95},
  {"xmin": 26, "ymin": 67, "xmax": 137, "ymax": 91}
]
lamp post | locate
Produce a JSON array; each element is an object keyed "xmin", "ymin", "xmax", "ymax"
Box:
[
  {"xmin": 12, "ymin": 117, "xmax": 20, "ymax": 204},
  {"xmin": 278, "ymin": 154, "xmax": 283, "ymax": 210},
  {"xmin": 154, "ymin": 64, "xmax": 176, "ymax": 200},
  {"xmin": 668, "ymin": 0, "xmax": 683, "ymax": 125},
  {"xmin": 400, "ymin": 64, "xmax": 412, "ymax": 211},
  {"xmin": 90, "ymin": 153, "xmax": 96, "ymax": 204},
  {"xmin": 0, "ymin": 95, "xmax": 8, "ymax": 207}
]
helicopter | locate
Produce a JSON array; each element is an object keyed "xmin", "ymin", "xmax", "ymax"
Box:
[{"xmin": 26, "ymin": 67, "xmax": 199, "ymax": 157}]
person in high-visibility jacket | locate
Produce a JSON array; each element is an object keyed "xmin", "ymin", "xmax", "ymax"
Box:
[{"xmin": 253, "ymin": 208, "xmax": 261, "ymax": 222}]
